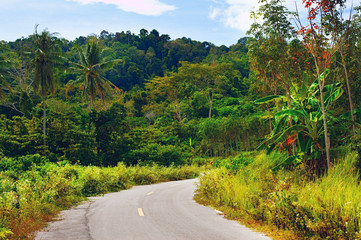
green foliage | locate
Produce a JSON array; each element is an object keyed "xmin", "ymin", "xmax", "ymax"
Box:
[
  {"xmin": 0, "ymin": 159, "xmax": 202, "ymax": 239},
  {"xmin": 92, "ymin": 102, "xmax": 130, "ymax": 166},
  {"xmin": 0, "ymin": 115, "xmax": 42, "ymax": 157},
  {"xmin": 256, "ymin": 78, "xmax": 343, "ymax": 172},
  {"xmin": 127, "ymin": 143, "xmax": 187, "ymax": 166},
  {"xmin": 0, "ymin": 154, "xmax": 48, "ymax": 172},
  {"xmin": 197, "ymin": 151, "xmax": 361, "ymax": 239},
  {"xmin": 197, "ymin": 116, "xmax": 266, "ymax": 157},
  {"xmin": 212, "ymin": 154, "xmax": 253, "ymax": 173},
  {"xmin": 70, "ymin": 36, "xmax": 121, "ymax": 111}
]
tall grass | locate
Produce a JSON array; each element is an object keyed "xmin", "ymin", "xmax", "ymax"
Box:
[
  {"xmin": 196, "ymin": 151, "xmax": 361, "ymax": 239},
  {"xmin": 0, "ymin": 158, "xmax": 202, "ymax": 240}
]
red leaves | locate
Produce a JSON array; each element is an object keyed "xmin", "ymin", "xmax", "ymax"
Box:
[
  {"xmin": 322, "ymin": 51, "xmax": 328, "ymax": 60},
  {"xmin": 303, "ymin": 0, "xmax": 315, "ymax": 8},
  {"xmin": 303, "ymin": 0, "xmax": 336, "ymax": 16},
  {"xmin": 297, "ymin": 27, "xmax": 306, "ymax": 36},
  {"xmin": 303, "ymin": 0, "xmax": 318, "ymax": 20},
  {"xmin": 286, "ymin": 135, "xmax": 296, "ymax": 146}
]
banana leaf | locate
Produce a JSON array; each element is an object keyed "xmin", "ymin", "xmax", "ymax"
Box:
[
  {"xmin": 274, "ymin": 125, "xmax": 307, "ymax": 143},
  {"xmin": 272, "ymin": 155, "xmax": 301, "ymax": 171},
  {"xmin": 323, "ymin": 83, "xmax": 343, "ymax": 105},
  {"xmin": 254, "ymin": 95, "xmax": 286, "ymax": 104},
  {"xmin": 297, "ymin": 132, "xmax": 312, "ymax": 153},
  {"xmin": 275, "ymin": 109, "xmax": 307, "ymax": 119}
]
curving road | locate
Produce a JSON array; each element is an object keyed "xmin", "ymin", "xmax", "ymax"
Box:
[{"xmin": 36, "ymin": 179, "xmax": 271, "ymax": 240}]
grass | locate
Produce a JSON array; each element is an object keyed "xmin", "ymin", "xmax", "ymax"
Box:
[
  {"xmin": 196, "ymin": 151, "xmax": 361, "ymax": 239},
  {"xmin": 0, "ymin": 160, "xmax": 202, "ymax": 240}
]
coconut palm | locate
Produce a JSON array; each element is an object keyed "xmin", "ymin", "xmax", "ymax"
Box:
[
  {"xmin": 71, "ymin": 36, "xmax": 120, "ymax": 111},
  {"xmin": 30, "ymin": 25, "xmax": 61, "ymax": 144}
]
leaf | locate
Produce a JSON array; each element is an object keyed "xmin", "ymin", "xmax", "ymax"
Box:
[
  {"xmin": 324, "ymin": 83, "xmax": 343, "ymax": 105},
  {"xmin": 297, "ymin": 132, "xmax": 312, "ymax": 153},
  {"xmin": 0, "ymin": 228, "xmax": 12, "ymax": 240},
  {"xmin": 275, "ymin": 109, "xmax": 307, "ymax": 119},
  {"xmin": 319, "ymin": 68, "xmax": 330, "ymax": 82},
  {"xmin": 274, "ymin": 125, "xmax": 307, "ymax": 143},
  {"xmin": 254, "ymin": 95, "xmax": 286, "ymax": 104},
  {"xmin": 272, "ymin": 155, "xmax": 300, "ymax": 171},
  {"xmin": 272, "ymin": 115, "xmax": 289, "ymax": 137}
]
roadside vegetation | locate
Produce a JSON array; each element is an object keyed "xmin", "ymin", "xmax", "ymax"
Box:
[
  {"xmin": 0, "ymin": 155, "xmax": 201, "ymax": 239},
  {"xmin": 196, "ymin": 150, "xmax": 361, "ymax": 239}
]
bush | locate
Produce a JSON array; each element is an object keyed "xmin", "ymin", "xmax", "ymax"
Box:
[
  {"xmin": 196, "ymin": 151, "xmax": 361, "ymax": 239},
  {"xmin": 212, "ymin": 154, "xmax": 253, "ymax": 173},
  {"xmin": 0, "ymin": 162, "xmax": 202, "ymax": 239},
  {"xmin": 127, "ymin": 143, "xmax": 187, "ymax": 166},
  {"xmin": 0, "ymin": 154, "xmax": 48, "ymax": 173}
]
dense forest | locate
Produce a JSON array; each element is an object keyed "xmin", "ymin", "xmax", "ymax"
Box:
[
  {"xmin": 2, "ymin": 0, "xmax": 361, "ymax": 239},
  {"xmin": 0, "ymin": 25, "xmax": 257, "ymax": 167}
]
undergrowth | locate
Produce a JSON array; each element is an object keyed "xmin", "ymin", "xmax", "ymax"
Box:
[
  {"xmin": 0, "ymin": 155, "xmax": 202, "ymax": 239},
  {"xmin": 196, "ymin": 151, "xmax": 361, "ymax": 239}
]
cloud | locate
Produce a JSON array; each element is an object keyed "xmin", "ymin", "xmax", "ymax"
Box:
[
  {"xmin": 209, "ymin": 0, "xmax": 301, "ymax": 32},
  {"xmin": 208, "ymin": 0, "xmax": 256, "ymax": 31},
  {"xmin": 68, "ymin": 0, "xmax": 176, "ymax": 16}
]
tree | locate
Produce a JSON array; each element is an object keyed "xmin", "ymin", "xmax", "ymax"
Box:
[
  {"xmin": 145, "ymin": 72, "xmax": 188, "ymax": 122},
  {"xmin": 335, "ymin": 5, "xmax": 361, "ymax": 134},
  {"xmin": 248, "ymin": 0, "xmax": 297, "ymax": 126},
  {"xmin": 0, "ymin": 42, "xmax": 12, "ymax": 99},
  {"xmin": 30, "ymin": 26, "xmax": 61, "ymax": 144},
  {"xmin": 177, "ymin": 62, "xmax": 231, "ymax": 118},
  {"xmin": 92, "ymin": 102, "xmax": 129, "ymax": 166},
  {"xmin": 295, "ymin": 0, "xmax": 347, "ymax": 169},
  {"xmin": 71, "ymin": 36, "xmax": 121, "ymax": 111}
]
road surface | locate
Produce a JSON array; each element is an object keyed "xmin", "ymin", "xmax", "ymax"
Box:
[{"xmin": 36, "ymin": 179, "xmax": 271, "ymax": 240}]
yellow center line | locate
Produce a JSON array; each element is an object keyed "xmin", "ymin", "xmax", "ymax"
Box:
[
  {"xmin": 138, "ymin": 208, "xmax": 145, "ymax": 217},
  {"xmin": 146, "ymin": 191, "xmax": 153, "ymax": 196}
]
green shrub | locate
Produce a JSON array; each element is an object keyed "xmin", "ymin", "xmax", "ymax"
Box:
[
  {"xmin": 197, "ymin": 151, "xmax": 361, "ymax": 239},
  {"xmin": 0, "ymin": 154, "xmax": 48, "ymax": 173},
  {"xmin": 212, "ymin": 154, "xmax": 253, "ymax": 173},
  {"xmin": 127, "ymin": 143, "xmax": 187, "ymax": 166}
]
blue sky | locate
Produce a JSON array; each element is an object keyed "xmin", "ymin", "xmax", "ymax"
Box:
[{"xmin": 0, "ymin": 0, "xmax": 305, "ymax": 46}]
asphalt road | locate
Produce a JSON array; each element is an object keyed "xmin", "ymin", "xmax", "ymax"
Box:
[{"xmin": 36, "ymin": 179, "xmax": 271, "ymax": 240}]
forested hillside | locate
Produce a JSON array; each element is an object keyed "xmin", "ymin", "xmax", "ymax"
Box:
[{"xmin": 0, "ymin": 27, "xmax": 257, "ymax": 167}]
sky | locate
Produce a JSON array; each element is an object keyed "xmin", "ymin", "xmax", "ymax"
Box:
[{"xmin": 0, "ymin": 0, "xmax": 309, "ymax": 46}]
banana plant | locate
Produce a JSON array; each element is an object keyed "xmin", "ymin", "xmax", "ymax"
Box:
[{"xmin": 255, "ymin": 73, "xmax": 343, "ymax": 170}]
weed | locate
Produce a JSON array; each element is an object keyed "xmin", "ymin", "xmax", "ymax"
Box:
[{"xmin": 196, "ymin": 151, "xmax": 361, "ymax": 239}]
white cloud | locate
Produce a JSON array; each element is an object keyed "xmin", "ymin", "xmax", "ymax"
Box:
[
  {"xmin": 68, "ymin": 0, "xmax": 176, "ymax": 16},
  {"xmin": 209, "ymin": 0, "xmax": 257, "ymax": 31},
  {"xmin": 209, "ymin": 0, "xmax": 302, "ymax": 32},
  {"xmin": 209, "ymin": 6, "xmax": 220, "ymax": 20}
]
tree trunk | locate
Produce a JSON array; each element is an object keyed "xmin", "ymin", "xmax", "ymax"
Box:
[
  {"xmin": 340, "ymin": 48, "xmax": 355, "ymax": 133},
  {"xmin": 90, "ymin": 98, "xmax": 93, "ymax": 112},
  {"xmin": 285, "ymin": 80, "xmax": 296, "ymax": 154},
  {"xmin": 208, "ymin": 100, "xmax": 212, "ymax": 119},
  {"xmin": 42, "ymin": 94, "xmax": 46, "ymax": 145},
  {"xmin": 318, "ymin": 73, "xmax": 331, "ymax": 170}
]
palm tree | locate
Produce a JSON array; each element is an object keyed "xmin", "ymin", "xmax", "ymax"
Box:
[
  {"xmin": 71, "ymin": 36, "xmax": 120, "ymax": 111},
  {"xmin": 30, "ymin": 25, "xmax": 60, "ymax": 144}
]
